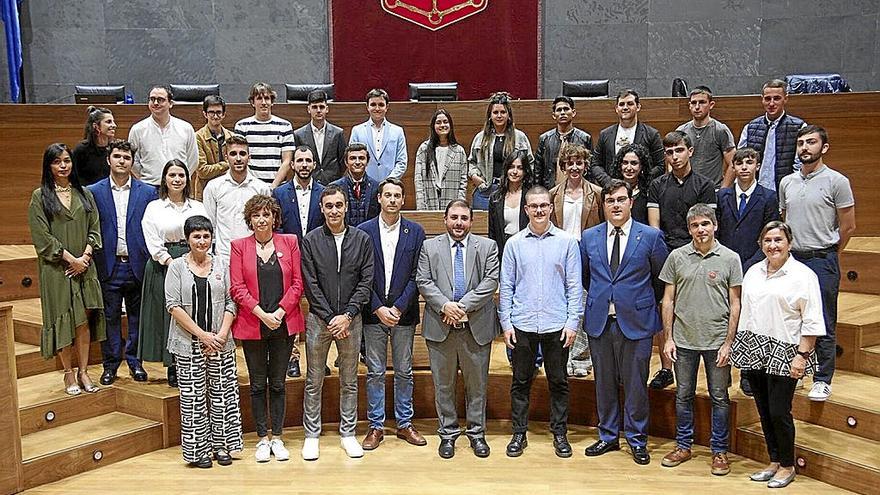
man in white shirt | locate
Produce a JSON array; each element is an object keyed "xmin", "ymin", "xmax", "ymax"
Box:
[
  {"xmin": 234, "ymin": 82, "xmax": 295, "ymax": 188},
  {"xmin": 202, "ymin": 135, "xmax": 271, "ymax": 261},
  {"xmin": 129, "ymin": 85, "xmax": 198, "ymax": 186},
  {"xmin": 293, "ymin": 90, "xmax": 346, "ymax": 185}
]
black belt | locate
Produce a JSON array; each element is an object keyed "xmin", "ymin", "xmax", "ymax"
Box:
[
  {"xmin": 116, "ymin": 255, "xmax": 129, "ymax": 263},
  {"xmin": 792, "ymin": 245, "xmax": 838, "ymax": 259},
  {"xmin": 450, "ymin": 321, "xmax": 470, "ymax": 329}
]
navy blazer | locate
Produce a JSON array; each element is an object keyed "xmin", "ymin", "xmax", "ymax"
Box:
[
  {"xmin": 88, "ymin": 177, "xmax": 158, "ymax": 282},
  {"xmin": 273, "ymin": 179, "xmax": 326, "ymax": 239},
  {"xmin": 359, "ymin": 217, "xmax": 425, "ymax": 326},
  {"xmin": 592, "ymin": 123, "xmax": 665, "ymax": 187},
  {"xmin": 716, "ymin": 184, "xmax": 780, "ymax": 271},
  {"xmin": 581, "ymin": 221, "xmax": 668, "ymax": 340}
]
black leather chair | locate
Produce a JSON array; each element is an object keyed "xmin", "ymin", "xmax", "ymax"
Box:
[
  {"xmin": 408, "ymin": 82, "xmax": 458, "ymax": 102},
  {"xmin": 562, "ymin": 80, "xmax": 610, "ymax": 98},
  {"xmin": 74, "ymin": 85, "xmax": 125, "ymax": 103},
  {"xmin": 169, "ymin": 84, "xmax": 220, "ymax": 103},
  {"xmin": 672, "ymin": 78, "xmax": 688, "ymax": 97},
  {"xmin": 285, "ymin": 83, "xmax": 335, "ymax": 103}
]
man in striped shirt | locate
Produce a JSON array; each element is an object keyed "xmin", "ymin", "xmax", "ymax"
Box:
[{"xmin": 234, "ymin": 82, "xmax": 295, "ymax": 188}]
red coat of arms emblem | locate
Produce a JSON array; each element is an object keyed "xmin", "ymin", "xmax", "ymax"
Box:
[{"xmin": 382, "ymin": 0, "xmax": 488, "ymax": 31}]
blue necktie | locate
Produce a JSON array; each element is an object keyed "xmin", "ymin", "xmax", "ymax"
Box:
[
  {"xmin": 738, "ymin": 193, "xmax": 748, "ymax": 219},
  {"xmin": 758, "ymin": 121, "xmax": 778, "ymax": 191},
  {"xmin": 453, "ymin": 241, "xmax": 465, "ymax": 301}
]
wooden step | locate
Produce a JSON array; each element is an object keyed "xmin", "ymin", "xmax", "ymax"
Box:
[
  {"xmin": 859, "ymin": 345, "xmax": 880, "ymax": 377},
  {"xmin": 18, "ymin": 370, "xmax": 117, "ymax": 435},
  {"xmin": 789, "ymin": 369, "xmax": 880, "ymax": 442},
  {"xmin": 837, "ymin": 293, "xmax": 880, "ymax": 371},
  {"xmin": 12, "ymin": 297, "xmax": 43, "ymax": 345},
  {"xmin": 14, "ymin": 340, "xmax": 104, "ymax": 378},
  {"xmin": 20, "ymin": 411, "xmax": 163, "ymax": 490},
  {"xmin": 0, "ymin": 245, "xmax": 39, "ymax": 302},
  {"xmin": 737, "ymin": 419, "xmax": 880, "ymax": 494},
  {"xmin": 841, "ymin": 237, "xmax": 880, "ymax": 295}
]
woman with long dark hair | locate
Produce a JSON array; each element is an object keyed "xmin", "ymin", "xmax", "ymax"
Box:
[
  {"xmin": 488, "ymin": 150, "xmax": 532, "ymax": 257},
  {"xmin": 413, "ymin": 109, "xmax": 468, "ymax": 210},
  {"xmin": 28, "ymin": 143, "xmax": 106, "ymax": 394},
  {"xmin": 610, "ymin": 143, "xmax": 653, "ymax": 224},
  {"xmin": 71, "ymin": 106, "xmax": 116, "ymax": 186},
  {"xmin": 139, "ymin": 159, "xmax": 207, "ymax": 387},
  {"xmin": 468, "ymin": 92, "xmax": 533, "ymax": 210}
]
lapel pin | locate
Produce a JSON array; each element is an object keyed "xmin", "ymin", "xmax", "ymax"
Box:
[
  {"xmin": 277, "ymin": 251, "xmax": 284, "ymax": 257},
  {"xmin": 404, "ymin": 227, "xmax": 409, "ymax": 234}
]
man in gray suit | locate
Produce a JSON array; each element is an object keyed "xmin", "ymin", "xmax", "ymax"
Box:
[
  {"xmin": 416, "ymin": 199, "xmax": 500, "ymax": 459},
  {"xmin": 294, "ymin": 89, "xmax": 346, "ymax": 185}
]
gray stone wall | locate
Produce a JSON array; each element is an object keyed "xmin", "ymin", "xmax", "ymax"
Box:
[{"xmin": 7, "ymin": 1, "xmax": 880, "ymax": 102}]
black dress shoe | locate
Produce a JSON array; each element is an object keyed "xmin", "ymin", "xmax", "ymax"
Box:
[
  {"xmin": 470, "ymin": 437, "xmax": 490, "ymax": 458},
  {"xmin": 649, "ymin": 368, "xmax": 674, "ymax": 389},
  {"xmin": 631, "ymin": 445, "xmax": 650, "ymax": 465},
  {"xmin": 553, "ymin": 433, "xmax": 572, "ymax": 458},
  {"xmin": 213, "ymin": 450, "xmax": 232, "ymax": 466},
  {"xmin": 287, "ymin": 358, "xmax": 301, "ymax": 378},
  {"xmin": 505, "ymin": 432, "xmax": 527, "ymax": 457},
  {"xmin": 189, "ymin": 456, "xmax": 212, "ymax": 468},
  {"xmin": 438, "ymin": 438, "xmax": 455, "ymax": 459},
  {"xmin": 99, "ymin": 369, "xmax": 117, "ymax": 386},
  {"xmin": 584, "ymin": 439, "xmax": 620, "ymax": 456},
  {"xmin": 167, "ymin": 366, "xmax": 178, "ymax": 388},
  {"xmin": 740, "ymin": 376, "xmax": 754, "ymax": 397},
  {"xmin": 129, "ymin": 364, "xmax": 148, "ymax": 382},
  {"xmin": 324, "ymin": 365, "xmax": 331, "ymax": 376}
]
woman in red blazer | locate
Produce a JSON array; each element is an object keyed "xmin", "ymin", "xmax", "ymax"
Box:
[{"xmin": 230, "ymin": 194, "xmax": 304, "ymax": 463}]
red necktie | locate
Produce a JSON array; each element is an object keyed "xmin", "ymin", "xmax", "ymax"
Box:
[{"xmin": 354, "ymin": 181, "xmax": 361, "ymax": 200}]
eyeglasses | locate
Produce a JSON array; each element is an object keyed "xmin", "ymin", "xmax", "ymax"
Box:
[
  {"xmin": 205, "ymin": 110, "xmax": 224, "ymax": 117},
  {"xmin": 526, "ymin": 203, "xmax": 551, "ymax": 211},
  {"xmin": 604, "ymin": 196, "xmax": 630, "ymax": 205},
  {"xmin": 148, "ymin": 96, "xmax": 168, "ymax": 104}
]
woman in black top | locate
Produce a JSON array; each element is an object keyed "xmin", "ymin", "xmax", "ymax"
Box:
[
  {"xmin": 610, "ymin": 143, "xmax": 652, "ymax": 224},
  {"xmin": 71, "ymin": 106, "xmax": 116, "ymax": 186},
  {"xmin": 488, "ymin": 150, "xmax": 532, "ymax": 257}
]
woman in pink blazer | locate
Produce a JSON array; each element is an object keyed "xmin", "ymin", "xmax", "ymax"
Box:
[{"xmin": 230, "ymin": 194, "xmax": 304, "ymax": 463}]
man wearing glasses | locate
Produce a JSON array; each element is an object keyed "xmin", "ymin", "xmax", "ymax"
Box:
[
  {"xmin": 193, "ymin": 95, "xmax": 234, "ymax": 200},
  {"xmin": 129, "ymin": 85, "xmax": 198, "ymax": 186},
  {"xmin": 499, "ymin": 186, "xmax": 582, "ymax": 458},
  {"xmin": 581, "ymin": 179, "xmax": 668, "ymax": 465}
]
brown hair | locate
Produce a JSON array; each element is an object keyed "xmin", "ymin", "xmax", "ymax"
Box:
[
  {"xmin": 557, "ymin": 142, "xmax": 591, "ymax": 171},
  {"xmin": 242, "ymin": 194, "xmax": 282, "ymax": 231}
]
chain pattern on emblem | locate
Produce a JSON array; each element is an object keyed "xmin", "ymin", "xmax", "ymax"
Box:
[{"xmin": 384, "ymin": 0, "xmax": 486, "ymax": 26}]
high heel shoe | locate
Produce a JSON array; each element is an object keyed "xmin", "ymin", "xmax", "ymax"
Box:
[
  {"xmin": 78, "ymin": 369, "xmax": 100, "ymax": 393},
  {"xmin": 63, "ymin": 370, "xmax": 81, "ymax": 396}
]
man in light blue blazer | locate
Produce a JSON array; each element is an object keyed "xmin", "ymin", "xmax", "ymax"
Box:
[
  {"xmin": 348, "ymin": 88, "xmax": 407, "ymax": 182},
  {"xmin": 581, "ymin": 179, "xmax": 668, "ymax": 465},
  {"xmin": 88, "ymin": 140, "xmax": 158, "ymax": 385}
]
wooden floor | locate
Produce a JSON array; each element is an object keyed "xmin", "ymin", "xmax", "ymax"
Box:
[{"xmin": 21, "ymin": 420, "xmax": 852, "ymax": 495}]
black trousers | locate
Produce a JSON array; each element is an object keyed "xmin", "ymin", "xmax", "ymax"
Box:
[
  {"xmin": 242, "ymin": 335, "xmax": 295, "ymax": 438},
  {"xmin": 744, "ymin": 368, "xmax": 797, "ymax": 467},
  {"xmin": 510, "ymin": 328, "xmax": 569, "ymax": 435}
]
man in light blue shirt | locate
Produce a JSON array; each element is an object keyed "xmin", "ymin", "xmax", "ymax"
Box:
[{"xmin": 499, "ymin": 185, "xmax": 583, "ymax": 459}]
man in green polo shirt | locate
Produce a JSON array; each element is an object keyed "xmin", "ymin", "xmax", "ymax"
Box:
[{"xmin": 658, "ymin": 203, "xmax": 743, "ymax": 476}]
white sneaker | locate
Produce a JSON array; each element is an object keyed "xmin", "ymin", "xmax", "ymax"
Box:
[
  {"xmin": 270, "ymin": 438, "xmax": 289, "ymax": 461},
  {"xmin": 340, "ymin": 436, "xmax": 364, "ymax": 458},
  {"xmin": 808, "ymin": 381, "xmax": 832, "ymax": 401},
  {"xmin": 255, "ymin": 438, "xmax": 271, "ymax": 463},
  {"xmin": 302, "ymin": 437, "xmax": 319, "ymax": 461}
]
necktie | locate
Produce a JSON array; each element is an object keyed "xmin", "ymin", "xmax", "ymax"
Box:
[
  {"xmin": 610, "ymin": 227, "xmax": 621, "ymax": 276},
  {"xmin": 758, "ymin": 121, "xmax": 778, "ymax": 191},
  {"xmin": 738, "ymin": 192, "xmax": 748, "ymax": 218},
  {"xmin": 453, "ymin": 241, "xmax": 465, "ymax": 301},
  {"xmin": 353, "ymin": 180, "xmax": 361, "ymax": 200}
]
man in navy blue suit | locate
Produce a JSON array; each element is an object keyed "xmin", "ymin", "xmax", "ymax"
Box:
[
  {"xmin": 88, "ymin": 140, "xmax": 158, "ymax": 385},
  {"xmin": 581, "ymin": 179, "xmax": 668, "ymax": 465},
  {"xmin": 358, "ymin": 177, "xmax": 427, "ymax": 451},
  {"xmin": 272, "ymin": 145, "xmax": 326, "ymax": 377}
]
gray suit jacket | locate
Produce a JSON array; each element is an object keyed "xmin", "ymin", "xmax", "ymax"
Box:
[
  {"xmin": 416, "ymin": 233, "xmax": 500, "ymax": 345},
  {"xmin": 294, "ymin": 121, "xmax": 346, "ymax": 185}
]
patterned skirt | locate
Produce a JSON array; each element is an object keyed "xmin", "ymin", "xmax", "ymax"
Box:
[{"xmin": 730, "ymin": 330, "xmax": 818, "ymax": 377}]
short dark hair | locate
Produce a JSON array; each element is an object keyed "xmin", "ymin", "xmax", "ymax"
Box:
[
  {"xmin": 663, "ymin": 130, "xmax": 692, "ymax": 148},
  {"xmin": 293, "ymin": 145, "xmax": 314, "ymax": 158},
  {"xmin": 226, "ymin": 135, "xmax": 248, "ymax": 148},
  {"xmin": 689, "ymin": 86, "xmax": 713, "ymax": 100},
  {"xmin": 242, "ymin": 194, "xmax": 282, "ymax": 231},
  {"xmin": 344, "ymin": 142, "xmax": 368, "ymax": 161},
  {"xmin": 184, "ymin": 215, "xmax": 213, "ymax": 237},
  {"xmin": 366, "ymin": 88, "xmax": 390, "ymax": 103},
  {"xmin": 148, "ymin": 84, "xmax": 173, "ymax": 101},
  {"xmin": 202, "ymin": 94, "xmax": 226, "ymax": 113},
  {"xmin": 797, "ymin": 124, "xmax": 828, "ymax": 145},
  {"xmin": 601, "ymin": 179, "xmax": 632, "ymax": 202},
  {"xmin": 616, "ymin": 88, "xmax": 640, "ymax": 104},
  {"xmin": 307, "ymin": 90, "xmax": 328, "ymax": 104},
  {"xmin": 686, "ymin": 203, "xmax": 717, "ymax": 226},
  {"xmin": 525, "ymin": 185, "xmax": 550, "ymax": 203},
  {"xmin": 320, "ymin": 184, "xmax": 347, "ymax": 205},
  {"xmin": 158, "ymin": 159, "xmax": 191, "ymax": 200},
  {"xmin": 552, "ymin": 95, "xmax": 575, "ymax": 110},
  {"xmin": 733, "ymin": 147, "xmax": 760, "ymax": 164},
  {"xmin": 107, "ymin": 139, "xmax": 132, "ymax": 156},
  {"xmin": 762, "ymin": 79, "xmax": 787, "ymax": 94},
  {"xmin": 444, "ymin": 199, "xmax": 472, "ymax": 218},
  {"xmin": 378, "ymin": 177, "xmax": 405, "ymax": 196}
]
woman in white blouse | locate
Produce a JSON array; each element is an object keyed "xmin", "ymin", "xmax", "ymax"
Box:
[
  {"xmin": 730, "ymin": 221, "xmax": 825, "ymax": 489},
  {"xmin": 139, "ymin": 159, "xmax": 207, "ymax": 387},
  {"xmin": 413, "ymin": 109, "xmax": 468, "ymax": 210}
]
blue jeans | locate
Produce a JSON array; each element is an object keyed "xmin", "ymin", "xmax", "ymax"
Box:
[
  {"xmin": 673, "ymin": 347, "xmax": 731, "ymax": 453},
  {"xmin": 471, "ymin": 181, "xmax": 498, "ymax": 210},
  {"xmin": 793, "ymin": 251, "xmax": 839, "ymax": 384},
  {"xmin": 363, "ymin": 323, "xmax": 415, "ymax": 429}
]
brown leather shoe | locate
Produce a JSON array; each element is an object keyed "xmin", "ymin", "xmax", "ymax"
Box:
[
  {"xmin": 661, "ymin": 447, "xmax": 692, "ymax": 467},
  {"xmin": 711, "ymin": 452, "xmax": 730, "ymax": 476},
  {"xmin": 396, "ymin": 425, "xmax": 427, "ymax": 446},
  {"xmin": 362, "ymin": 428, "xmax": 384, "ymax": 450}
]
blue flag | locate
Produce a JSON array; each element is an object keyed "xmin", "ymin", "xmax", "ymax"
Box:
[{"xmin": 1, "ymin": 0, "xmax": 22, "ymax": 102}]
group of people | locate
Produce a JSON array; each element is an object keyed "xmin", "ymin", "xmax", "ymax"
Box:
[{"xmin": 27, "ymin": 79, "xmax": 854, "ymax": 489}]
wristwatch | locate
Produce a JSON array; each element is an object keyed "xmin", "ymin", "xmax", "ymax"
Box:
[{"xmin": 796, "ymin": 349, "xmax": 812, "ymax": 360}]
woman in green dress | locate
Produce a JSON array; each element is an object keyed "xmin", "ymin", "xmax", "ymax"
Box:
[{"xmin": 28, "ymin": 143, "xmax": 106, "ymax": 395}]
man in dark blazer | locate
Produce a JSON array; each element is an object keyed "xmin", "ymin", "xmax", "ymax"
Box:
[
  {"xmin": 88, "ymin": 140, "xmax": 158, "ymax": 385},
  {"xmin": 416, "ymin": 199, "xmax": 500, "ymax": 459},
  {"xmin": 293, "ymin": 89, "xmax": 346, "ymax": 185},
  {"xmin": 331, "ymin": 143, "xmax": 380, "ymax": 227},
  {"xmin": 592, "ymin": 89, "xmax": 665, "ymax": 187},
  {"xmin": 358, "ymin": 178, "xmax": 427, "ymax": 451},
  {"xmin": 581, "ymin": 179, "xmax": 668, "ymax": 465}
]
